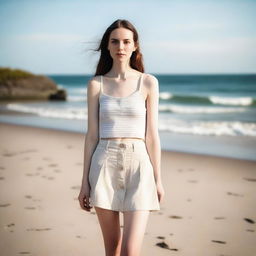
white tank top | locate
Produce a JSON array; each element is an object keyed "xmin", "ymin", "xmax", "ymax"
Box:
[{"xmin": 99, "ymin": 73, "xmax": 146, "ymax": 139}]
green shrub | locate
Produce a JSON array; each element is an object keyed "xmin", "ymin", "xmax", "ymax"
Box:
[{"xmin": 0, "ymin": 67, "xmax": 34, "ymax": 84}]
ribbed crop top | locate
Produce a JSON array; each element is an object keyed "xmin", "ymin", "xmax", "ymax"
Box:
[{"xmin": 99, "ymin": 73, "xmax": 146, "ymax": 139}]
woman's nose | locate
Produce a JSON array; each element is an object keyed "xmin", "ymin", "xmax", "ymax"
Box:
[{"xmin": 118, "ymin": 42, "xmax": 124, "ymax": 49}]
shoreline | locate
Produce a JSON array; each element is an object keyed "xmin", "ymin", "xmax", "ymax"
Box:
[
  {"xmin": 0, "ymin": 121, "xmax": 255, "ymax": 162},
  {"xmin": 1, "ymin": 118, "xmax": 256, "ymax": 161}
]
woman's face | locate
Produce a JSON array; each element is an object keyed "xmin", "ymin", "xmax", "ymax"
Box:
[{"xmin": 107, "ymin": 28, "xmax": 137, "ymax": 62}]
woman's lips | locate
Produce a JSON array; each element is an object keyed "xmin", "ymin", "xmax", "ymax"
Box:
[{"xmin": 116, "ymin": 53, "xmax": 125, "ymax": 56}]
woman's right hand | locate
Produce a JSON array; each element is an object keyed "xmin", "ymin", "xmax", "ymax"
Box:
[{"xmin": 78, "ymin": 182, "xmax": 92, "ymax": 212}]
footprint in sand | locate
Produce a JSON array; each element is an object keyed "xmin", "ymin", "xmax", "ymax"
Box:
[
  {"xmin": 244, "ymin": 218, "xmax": 255, "ymax": 224},
  {"xmin": 48, "ymin": 163, "xmax": 58, "ymax": 167},
  {"xmin": 246, "ymin": 229, "xmax": 255, "ymax": 232},
  {"xmin": 0, "ymin": 166, "xmax": 5, "ymax": 170},
  {"xmin": 214, "ymin": 217, "xmax": 226, "ymax": 220},
  {"xmin": 71, "ymin": 185, "xmax": 80, "ymax": 190},
  {"xmin": 25, "ymin": 173, "xmax": 35, "ymax": 177},
  {"xmin": 27, "ymin": 228, "xmax": 52, "ymax": 231},
  {"xmin": 6, "ymin": 223, "xmax": 15, "ymax": 227},
  {"xmin": 19, "ymin": 252, "xmax": 31, "ymax": 254},
  {"xmin": 168, "ymin": 215, "xmax": 183, "ymax": 219},
  {"xmin": 24, "ymin": 206, "xmax": 37, "ymax": 210},
  {"xmin": 42, "ymin": 157, "xmax": 52, "ymax": 161},
  {"xmin": 187, "ymin": 180, "xmax": 198, "ymax": 183},
  {"xmin": 4, "ymin": 222, "xmax": 15, "ymax": 232},
  {"xmin": 26, "ymin": 173, "xmax": 40, "ymax": 177},
  {"xmin": 76, "ymin": 235, "xmax": 86, "ymax": 239},
  {"xmin": 211, "ymin": 240, "xmax": 226, "ymax": 244},
  {"xmin": 0, "ymin": 176, "xmax": 5, "ymax": 180},
  {"xmin": 155, "ymin": 241, "xmax": 178, "ymax": 251},
  {"xmin": 3, "ymin": 222, "xmax": 15, "ymax": 231},
  {"xmin": 227, "ymin": 191, "xmax": 243, "ymax": 197},
  {"xmin": 243, "ymin": 177, "xmax": 256, "ymax": 182},
  {"xmin": 25, "ymin": 195, "xmax": 33, "ymax": 199},
  {"xmin": 41, "ymin": 175, "xmax": 55, "ymax": 180},
  {"xmin": 2, "ymin": 152, "xmax": 16, "ymax": 157},
  {"xmin": 0, "ymin": 203, "xmax": 11, "ymax": 207}
]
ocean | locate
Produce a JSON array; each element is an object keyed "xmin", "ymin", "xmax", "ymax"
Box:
[{"xmin": 1, "ymin": 74, "xmax": 256, "ymax": 160}]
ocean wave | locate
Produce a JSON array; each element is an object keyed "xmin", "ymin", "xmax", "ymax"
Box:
[
  {"xmin": 67, "ymin": 96, "xmax": 86, "ymax": 102},
  {"xmin": 5, "ymin": 104, "xmax": 256, "ymax": 136},
  {"xmin": 159, "ymin": 93, "xmax": 255, "ymax": 106},
  {"xmin": 159, "ymin": 104, "xmax": 246, "ymax": 114},
  {"xmin": 159, "ymin": 92, "xmax": 173, "ymax": 100},
  {"xmin": 6, "ymin": 104, "xmax": 87, "ymax": 120},
  {"xmin": 159, "ymin": 119, "xmax": 256, "ymax": 136},
  {"xmin": 209, "ymin": 96, "xmax": 253, "ymax": 106}
]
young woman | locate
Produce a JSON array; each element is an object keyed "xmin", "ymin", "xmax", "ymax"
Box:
[{"xmin": 78, "ymin": 19, "xmax": 165, "ymax": 256}]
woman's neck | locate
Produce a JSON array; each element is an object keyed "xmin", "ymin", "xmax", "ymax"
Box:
[{"xmin": 107, "ymin": 62, "xmax": 134, "ymax": 79}]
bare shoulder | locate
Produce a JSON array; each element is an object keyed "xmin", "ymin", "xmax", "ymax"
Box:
[
  {"xmin": 143, "ymin": 73, "xmax": 159, "ymax": 93},
  {"xmin": 87, "ymin": 75, "xmax": 101, "ymax": 95}
]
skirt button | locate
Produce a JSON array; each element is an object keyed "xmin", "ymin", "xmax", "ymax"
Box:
[{"xmin": 119, "ymin": 143, "xmax": 125, "ymax": 148}]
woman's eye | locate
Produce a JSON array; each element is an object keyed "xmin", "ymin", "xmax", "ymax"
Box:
[{"xmin": 110, "ymin": 40, "xmax": 130, "ymax": 44}]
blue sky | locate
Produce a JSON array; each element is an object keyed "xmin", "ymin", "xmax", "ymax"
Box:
[{"xmin": 0, "ymin": 0, "xmax": 255, "ymax": 74}]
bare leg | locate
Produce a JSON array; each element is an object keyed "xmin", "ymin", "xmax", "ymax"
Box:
[
  {"xmin": 95, "ymin": 206, "xmax": 123, "ymax": 256},
  {"xmin": 121, "ymin": 210, "xmax": 150, "ymax": 256}
]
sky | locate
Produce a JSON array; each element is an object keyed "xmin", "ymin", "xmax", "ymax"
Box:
[{"xmin": 0, "ymin": 0, "xmax": 256, "ymax": 75}]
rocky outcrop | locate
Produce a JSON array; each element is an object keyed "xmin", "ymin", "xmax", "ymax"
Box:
[
  {"xmin": 0, "ymin": 67, "xmax": 66, "ymax": 101},
  {"xmin": 48, "ymin": 89, "xmax": 67, "ymax": 101}
]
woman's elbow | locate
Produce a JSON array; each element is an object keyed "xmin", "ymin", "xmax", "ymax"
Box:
[
  {"xmin": 85, "ymin": 129, "xmax": 99, "ymax": 143},
  {"xmin": 145, "ymin": 130, "xmax": 160, "ymax": 144}
]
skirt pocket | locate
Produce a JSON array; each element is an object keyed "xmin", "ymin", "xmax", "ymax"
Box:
[{"xmin": 89, "ymin": 146, "xmax": 108, "ymax": 188}]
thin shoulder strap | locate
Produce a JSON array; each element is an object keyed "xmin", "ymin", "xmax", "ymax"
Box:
[
  {"xmin": 138, "ymin": 73, "xmax": 144, "ymax": 91},
  {"xmin": 100, "ymin": 75, "xmax": 103, "ymax": 94}
]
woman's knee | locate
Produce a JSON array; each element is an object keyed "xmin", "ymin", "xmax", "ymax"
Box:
[{"xmin": 94, "ymin": 207, "xmax": 122, "ymax": 255}]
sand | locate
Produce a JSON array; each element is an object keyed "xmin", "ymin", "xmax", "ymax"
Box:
[{"xmin": 0, "ymin": 123, "xmax": 255, "ymax": 256}]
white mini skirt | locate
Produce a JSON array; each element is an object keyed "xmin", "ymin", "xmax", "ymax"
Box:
[{"xmin": 89, "ymin": 138, "xmax": 160, "ymax": 213}]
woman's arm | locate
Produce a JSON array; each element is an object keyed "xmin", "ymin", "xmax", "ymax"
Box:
[
  {"xmin": 144, "ymin": 74, "xmax": 162, "ymax": 184},
  {"xmin": 80, "ymin": 77, "xmax": 101, "ymax": 188}
]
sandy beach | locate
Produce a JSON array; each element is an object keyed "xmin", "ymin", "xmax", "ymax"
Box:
[{"xmin": 0, "ymin": 122, "xmax": 255, "ymax": 256}]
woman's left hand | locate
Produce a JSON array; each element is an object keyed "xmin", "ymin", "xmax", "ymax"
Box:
[{"xmin": 156, "ymin": 181, "xmax": 165, "ymax": 203}]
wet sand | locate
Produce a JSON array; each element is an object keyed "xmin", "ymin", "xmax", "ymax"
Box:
[{"xmin": 0, "ymin": 123, "xmax": 255, "ymax": 256}]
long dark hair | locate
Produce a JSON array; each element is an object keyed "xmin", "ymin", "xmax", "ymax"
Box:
[{"xmin": 94, "ymin": 19, "xmax": 144, "ymax": 76}]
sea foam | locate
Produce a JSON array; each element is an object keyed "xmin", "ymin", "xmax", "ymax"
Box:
[{"xmin": 209, "ymin": 96, "xmax": 253, "ymax": 106}]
